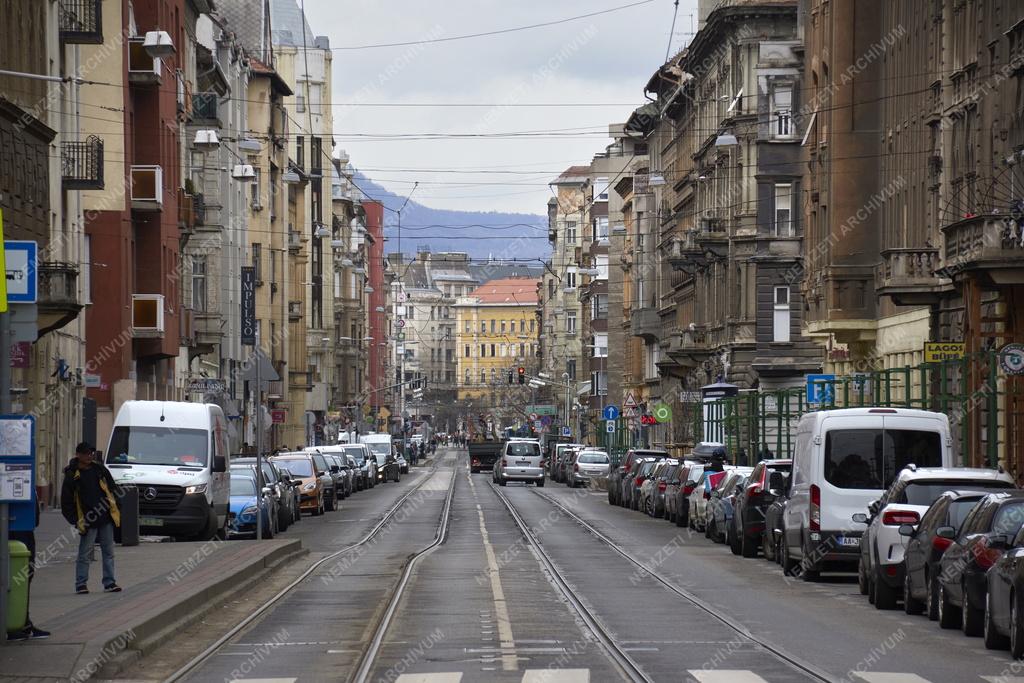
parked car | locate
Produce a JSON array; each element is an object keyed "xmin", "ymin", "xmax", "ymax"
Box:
[
  {"xmin": 781, "ymin": 407, "xmax": 953, "ymax": 580},
  {"xmin": 670, "ymin": 463, "xmax": 705, "ymax": 528},
  {"xmin": 652, "ymin": 460, "xmax": 683, "ymax": 518},
  {"xmin": 983, "ymin": 524, "xmax": 1024, "ymax": 654},
  {"xmin": 857, "ymin": 466, "xmax": 1014, "ymax": 609},
  {"xmin": 494, "ymin": 440, "xmax": 544, "ymax": 486},
  {"xmin": 557, "ymin": 447, "xmax": 583, "ymax": 484},
  {"xmin": 333, "ymin": 453, "xmax": 356, "ymax": 498},
  {"xmin": 731, "ymin": 459, "xmax": 792, "ymax": 558},
  {"xmin": 764, "ymin": 485, "xmax": 791, "ymax": 563},
  {"xmin": 551, "ymin": 443, "xmax": 584, "ymax": 481},
  {"xmin": 638, "ymin": 460, "xmax": 673, "ymax": 516},
  {"xmin": 271, "ymin": 452, "xmax": 329, "ymax": 516},
  {"xmin": 568, "ymin": 449, "xmax": 610, "ymax": 488},
  {"xmin": 610, "ymin": 449, "xmax": 668, "ymax": 507},
  {"xmin": 903, "ymin": 490, "xmax": 991, "ymax": 620},
  {"xmin": 320, "ymin": 453, "xmax": 346, "ymax": 503},
  {"xmin": 688, "ymin": 469, "xmax": 731, "ymax": 532},
  {"xmin": 937, "ymin": 491, "xmax": 1024, "ymax": 633},
  {"xmin": 227, "ymin": 474, "xmax": 273, "ymax": 538},
  {"xmin": 707, "ymin": 468, "xmax": 753, "ymax": 546},
  {"xmin": 274, "ymin": 466, "xmax": 303, "ymax": 524},
  {"xmin": 340, "ymin": 444, "xmax": 375, "ymax": 488},
  {"xmin": 231, "ymin": 457, "xmax": 293, "ymax": 532},
  {"xmin": 626, "ymin": 459, "xmax": 661, "ymax": 511}
]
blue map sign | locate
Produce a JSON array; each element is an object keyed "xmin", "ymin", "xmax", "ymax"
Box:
[
  {"xmin": 806, "ymin": 374, "xmax": 836, "ymax": 405},
  {"xmin": 0, "ymin": 415, "xmax": 36, "ymax": 531},
  {"xmin": 602, "ymin": 405, "xmax": 620, "ymax": 421}
]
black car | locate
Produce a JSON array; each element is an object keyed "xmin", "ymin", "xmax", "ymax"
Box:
[
  {"xmin": 309, "ymin": 451, "xmax": 337, "ymax": 510},
  {"xmin": 984, "ymin": 524, "xmax": 1024, "ymax": 655},
  {"xmin": 764, "ymin": 487, "xmax": 790, "ymax": 563},
  {"xmin": 903, "ymin": 490, "xmax": 988, "ymax": 620},
  {"xmin": 731, "ymin": 459, "xmax": 792, "ymax": 558},
  {"xmin": 937, "ymin": 491, "xmax": 1024, "ymax": 634}
]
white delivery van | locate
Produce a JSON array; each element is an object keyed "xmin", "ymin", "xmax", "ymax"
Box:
[
  {"xmin": 781, "ymin": 407, "xmax": 953, "ymax": 578},
  {"xmin": 105, "ymin": 401, "xmax": 232, "ymax": 541},
  {"xmin": 359, "ymin": 433, "xmax": 394, "ymax": 481}
]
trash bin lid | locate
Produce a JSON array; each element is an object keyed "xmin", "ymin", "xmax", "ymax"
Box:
[{"xmin": 8, "ymin": 540, "xmax": 30, "ymax": 558}]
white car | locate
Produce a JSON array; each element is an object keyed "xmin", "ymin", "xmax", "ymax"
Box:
[
  {"xmin": 687, "ymin": 468, "xmax": 734, "ymax": 532},
  {"xmin": 568, "ymin": 449, "xmax": 610, "ymax": 488},
  {"xmin": 855, "ymin": 465, "xmax": 1014, "ymax": 609}
]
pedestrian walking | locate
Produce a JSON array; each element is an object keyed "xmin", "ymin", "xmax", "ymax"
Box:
[
  {"xmin": 707, "ymin": 446, "xmax": 729, "ymax": 473},
  {"xmin": 60, "ymin": 442, "xmax": 122, "ymax": 594},
  {"xmin": 6, "ymin": 494, "xmax": 50, "ymax": 641}
]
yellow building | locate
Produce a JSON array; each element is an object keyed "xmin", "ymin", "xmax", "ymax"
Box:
[{"xmin": 455, "ymin": 279, "xmax": 541, "ymax": 404}]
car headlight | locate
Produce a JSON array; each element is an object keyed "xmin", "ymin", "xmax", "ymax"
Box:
[
  {"xmin": 241, "ymin": 505, "xmax": 257, "ymax": 516},
  {"xmin": 302, "ymin": 482, "xmax": 316, "ymax": 491},
  {"xmin": 185, "ymin": 483, "xmax": 208, "ymax": 495}
]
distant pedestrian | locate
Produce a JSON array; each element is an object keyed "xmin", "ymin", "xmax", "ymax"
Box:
[
  {"xmin": 6, "ymin": 494, "xmax": 50, "ymax": 641},
  {"xmin": 60, "ymin": 442, "xmax": 122, "ymax": 595},
  {"xmin": 707, "ymin": 447, "xmax": 728, "ymax": 473}
]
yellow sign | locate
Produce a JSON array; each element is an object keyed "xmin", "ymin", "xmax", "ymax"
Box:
[
  {"xmin": 0, "ymin": 208, "xmax": 7, "ymax": 312},
  {"xmin": 378, "ymin": 406, "xmax": 391, "ymax": 421},
  {"xmin": 924, "ymin": 342, "xmax": 965, "ymax": 363}
]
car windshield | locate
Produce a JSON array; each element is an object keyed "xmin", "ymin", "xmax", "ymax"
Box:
[
  {"xmin": 508, "ymin": 442, "xmax": 540, "ymax": 457},
  {"xmin": 992, "ymin": 502, "xmax": 1024, "ymax": 536},
  {"xmin": 901, "ymin": 480, "xmax": 1013, "ymax": 506},
  {"xmin": 949, "ymin": 498, "xmax": 984, "ymax": 530},
  {"xmin": 578, "ymin": 453, "xmax": 609, "ymax": 464},
  {"xmin": 276, "ymin": 458, "xmax": 313, "ymax": 477},
  {"xmin": 365, "ymin": 442, "xmax": 391, "ymax": 461},
  {"xmin": 342, "ymin": 447, "xmax": 365, "ymax": 464},
  {"xmin": 824, "ymin": 429, "xmax": 943, "ymax": 490},
  {"xmin": 107, "ymin": 427, "xmax": 209, "ymax": 467},
  {"xmin": 230, "ymin": 477, "xmax": 256, "ymax": 496},
  {"xmin": 637, "ymin": 461, "xmax": 657, "ymax": 477}
]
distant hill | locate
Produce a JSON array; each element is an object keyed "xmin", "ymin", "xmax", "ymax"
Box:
[{"xmin": 354, "ymin": 172, "xmax": 549, "ymax": 261}]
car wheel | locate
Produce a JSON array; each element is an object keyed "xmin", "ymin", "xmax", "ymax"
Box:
[
  {"xmin": 675, "ymin": 508, "xmax": 686, "ymax": 528},
  {"xmin": 741, "ymin": 532, "xmax": 757, "ymax": 558},
  {"xmin": 858, "ymin": 558, "xmax": 870, "ymax": 596},
  {"xmin": 962, "ymin": 580, "xmax": 984, "ymax": 637},
  {"xmin": 326, "ymin": 493, "xmax": 336, "ymax": 512},
  {"xmin": 762, "ymin": 532, "xmax": 774, "ymax": 562},
  {"xmin": 927, "ymin": 573, "xmax": 940, "ymax": 621},
  {"xmin": 278, "ymin": 508, "xmax": 289, "ymax": 533},
  {"xmin": 499, "ymin": 479, "xmax": 507, "ymax": 487},
  {"xmin": 729, "ymin": 529, "xmax": 741, "ymax": 556},
  {"xmin": 1011, "ymin": 593, "xmax": 1024, "ymax": 659},
  {"xmin": 537, "ymin": 478, "xmax": 545, "ymax": 488},
  {"xmin": 874, "ymin": 566, "xmax": 898, "ymax": 610},
  {"xmin": 904, "ymin": 572, "xmax": 925, "ymax": 615},
  {"xmin": 938, "ymin": 583, "xmax": 961, "ymax": 629},
  {"xmin": 781, "ymin": 538, "xmax": 798, "ymax": 576},
  {"xmin": 984, "ymin": 589, "xmax": 1010, "ymax": 650}
]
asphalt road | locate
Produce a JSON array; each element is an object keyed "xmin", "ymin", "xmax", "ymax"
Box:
[{"xmin": 120, "ymin": 448, "xmax": 1024, "ymax": 683}]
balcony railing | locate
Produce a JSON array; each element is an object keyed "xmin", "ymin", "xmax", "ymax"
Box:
[
  {"xmin": 665, "ymin": 232, "xmax": 706, "ymax": 275},
  {"xmin": 630, "ymin": 306, "xmax": 660, "ymax": 342},
  {"xmin": 288, "ymin": 230, "xmax": 303, "ymax": 252},
  {"xmin": 128, "ymin": 38, "xmax": 162, "ymax": 84},
  {"xmin": 191, "ymin": 92, "xmax": 219, "ymax": 123},
  {"xmin": 38, "ymin": 262, "xmax": 79, "ymax": 308},
  {"xmin": 130, "ymin": 165, "xmax": 163, "ymax": 210},
  {"xmin": 59, "ymin": 0, "xmax": 102, "ymax": 44},
  {"xmin": 288, "ymin": 300, "xmax": 303, "ymax": 320},
  {"xmin": 940, "ymin": 214, "xmax": 1024, "ymax": 283},
  {"xmin": 62, "ymin": 136, "xmax": 104, "ymax": 189},
  {"xmin": 876, "ymin": 247, "xmax": 952, "ymax": 305}
]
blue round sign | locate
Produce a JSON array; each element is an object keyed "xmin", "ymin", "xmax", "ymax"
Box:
[{"xmin": 602, "ymin": 405, "xmax": 620, "ymax": 421}]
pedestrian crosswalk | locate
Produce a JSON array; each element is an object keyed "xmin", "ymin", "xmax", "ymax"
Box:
[{"xmin": 228, "ymin": 672, "xmax": 1024, "ymax": 683}]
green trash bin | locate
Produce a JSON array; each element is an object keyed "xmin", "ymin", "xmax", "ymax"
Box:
[{"xmin": 6, "ymin": 540, "xmax": 30, "ymax": 634}]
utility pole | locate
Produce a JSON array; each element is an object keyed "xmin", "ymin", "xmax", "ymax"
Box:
[{"xmin": 395, "ymin": 182, "xmax": 417, "ymax": 455}]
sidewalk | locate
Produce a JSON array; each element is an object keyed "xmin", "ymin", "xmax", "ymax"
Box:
[{"xmin": 2, "ymin": 510, "xmax": 303, "ymax": 681}]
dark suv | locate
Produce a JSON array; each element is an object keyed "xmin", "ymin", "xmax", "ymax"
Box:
[{"xmin": 731, "ymin": 459, "xmax": 792, "ymax": 558}]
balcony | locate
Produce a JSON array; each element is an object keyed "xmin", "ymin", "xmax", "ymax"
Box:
[
  {"xmin": 666, "ymin": 231, "xmax": 707, "ymax": 275},
  {"xmin": 694, "ymin": 216, "xmax": 728, "ymax": 258},
  {"xmin": 130, "ymin": 165, "xmax": 163, "ymax": 211},
  {"xmin": 664, "ymin": 325, "xmax": 714, "ymax": 366},
  {"xmin": 37, "ymin": 262, "xmax": 82, "ymax": 336},
  {"xmin": 131, "ymin": 294, "xmax": 165, "ymax": 338},
  {"xmin": 876, "ymin": 247, "xmax": 952, "ymax": 305},
  {"xmin": 190, "ymin": 91, "xmax": 220, "ymax": 125},
  {"xmin": 288, "ymin": 300, "xmax": 303, "ymax": 321},
  {"xmin": 194, "ymin": 312, "xmax": 223, "ymax": 351},
  {"xmin": 128, "ymin": 38, "xmax": 162, "ymax": 85},
  {"xmin": 288, "ymin": 230, "xmax": 303, "ymax": 253},
  {"xmin": 941, "ymin": 214, "xmax": 1024, "ymax": 285},
  {"xmin": 630, "ymin": 306, "xmax": 660, "ymax": 342},
  {"xmin": 179, "ymin": 188, "xmax": 197, "ymax": 231},
  {"xmin": 59, "ymin": 0, "xmax": 102, "ymax": 44},
  {"xmin": 62, "ymin": 136, "xmax": 104, "ymax": 189}
]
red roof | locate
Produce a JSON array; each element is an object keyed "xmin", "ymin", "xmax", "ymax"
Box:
[{"xmin": 468, "ymin": 278, "xmax": 539, "ymax": 305}]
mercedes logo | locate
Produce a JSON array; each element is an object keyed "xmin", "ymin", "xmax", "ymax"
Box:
[{"xmin": 144, "ymin": 487, "xmax": 158, "ymax": 501}]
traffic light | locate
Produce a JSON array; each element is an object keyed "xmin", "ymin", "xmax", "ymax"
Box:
[
  {"xmin": 507, "ymin": 370, "xmax": 514, "ymax": 385},
  {"xmin": 517, "ymin": 367, "xmax": 526, "ymax": 384}
]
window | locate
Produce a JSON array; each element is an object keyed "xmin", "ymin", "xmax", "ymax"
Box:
[
  {"xmin": 645, "ymin": 343, "xmax": 661, "ymax": 379},
  {"xmin": 490, "ymin": 319, "xmax": 496, "ymax": 334},
  {"xmin": 593, "ymin": 332, "xmax": 608, "ymax": 357},
  {"xmin": 566, "ymin": 221, "xmax": 577, "ymax": 243},
  {"xmin": 594, "ymin": 177, "xmax": 609, "ymax": 202},
  {"xmin": 490, "ymin": 343, "xmax": 496, "ymax": 357},
  {"xmin": 566, "ymin": 358, "xmax": 577, "ymax": 380},
  {"xmin": 464, "ymin": 345, "xmax": 470, "ymax": 358},
  {"xmin": 480, "ymin": 370, "xmax": 486, "ymax": 384},
  {"xmin": 191, "ymin": 256, "xmax": 207, "ymax": 311},
  {"xmin": 823, "ymin": 430, "xmax": 942, "ymax": 490},
  {"xmin": 252, "ymin": 244, "xmax": 262, "ymax": 281},
  {"xmin": 591, "ymin": 294, "xmax": 608, "ymax": 320},
  {"xmin": 250, "ymin": 167, "xmax": 261, "ymax": 208},
  {"xmin": 465, "ymin": 320, "xmax": 470, "ymax": 333},
  {"xmin": 530, "ymin": 319, "xmax": 536, "ymax": 333},
  {"xmin": 773, "ymin": 286, "xmax": 790, "ymax": 342},
  {"xmin": 566, "ymin": 310, "xmax": 577, "ymax": 334},
  {"xmin": 295, "ymin": 136, "xmax": 304, "ymax": 170},
  {"xmin": 500, "ymin": 320, "xmax": 506, "ymax": 334},
  {"xmin": 480, "ymin": 344, "xmax": 486, "ymax": 357},
  {"xmin": 480, "ymin": 321, "xmax": 486, "ymax": 333},
  {"xmin": 591, "ymin": 371, "xmax": 607, "ymax": 395},
  {"xmin": 565, "ymin": 270, "xmax": 577, "ymax": 289},
  {"xmin": 595, "ymin": 217, "xmax": 609, "ymax": 240},
  {"xmin": 407, "ymin": 306, "xmax": 414, "ymax": 321},
  {"xmin": 771, "ymin": 85, "xmax": 793, "ymax": 137},
  {"xmin": 519, "ymin": 319, "xmax": 526, "ymax": 334},
  {"xmin": 775, "ymin": 184, "xmax": 793, "ymax": 236},
  {"xmin": 296, "ymin": 93, "xmax": 306, "ymax": 112},
  {"xmin": 595, "ymin": 254, "xmax": 609, "ymax": 280},
  {"xmin": 499, "ymin": 344, "xmax": 506, "ymax": 357},
  {"xmin": 309, "ymin": 84, "xmax": 322, "ymax": 114}
]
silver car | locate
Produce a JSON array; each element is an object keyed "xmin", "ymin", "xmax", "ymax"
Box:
[
  {"xmin": 568, "ymin": 449, "xmax": 610, "ymax": 488},
  {"xmin": 494, "ymin": 440, "xmax": 544, "ymax": 486}
]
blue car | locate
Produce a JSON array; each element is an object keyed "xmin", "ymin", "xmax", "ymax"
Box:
[{"xmin": 228, "ymin": 475, "xmax": 273, "ymax": 538}]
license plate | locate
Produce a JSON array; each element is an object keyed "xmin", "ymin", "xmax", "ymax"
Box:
[
  {"xmin": 517, "ymin": 460, "xmax": 531, "ymax": 465},
  {"xmin": 837, "ymin": 536, "xmax": 859, "ymax": 547},
  {"xmin": 139, "ymin": 516, "xmax": 164, "ymax": 527}
]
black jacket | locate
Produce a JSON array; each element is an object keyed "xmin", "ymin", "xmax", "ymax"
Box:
[{"xmin": 60, "ymin": 458, "xmax": 122, "ymax": 533}]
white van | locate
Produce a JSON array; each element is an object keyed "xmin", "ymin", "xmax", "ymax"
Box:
[
  {"xmin": 105, "ymin": 401, "xmax": 232, "ymax": 541},
  {"xmin": 781, "ymin": 407, "xmax": 953, "ymax": 578},
  {"xmin": 359, "ymin": 433, "xmax": 394, "ymax": 480}
]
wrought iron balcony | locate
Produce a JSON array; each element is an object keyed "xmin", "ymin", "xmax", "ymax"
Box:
[
  {"xmin": 876, "ymin": 247, "xmax": 952, "ymax": 305},
  {"xmin": 59, "ymin": 0, "xmax": 102, "ymax": 44},
  {"xmin": 191, "ymin": 92, "xmax": 220, "ymax": 124},
  {"xmin": 62, "ymin": 136, "xmax": 104, "ymax": 189},
  {"xmin": 940, "ymin": 214, "xmax": 1024, "ymax": 285}
]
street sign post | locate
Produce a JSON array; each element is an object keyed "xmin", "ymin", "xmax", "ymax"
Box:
[
  {"xmin": 606, "ymin": 420, "xmax": 616, "ymax": 433},
  {"xmin": 602, "ymin": 405, "xmax": 620, "ymax": 421},
  {"xmin": 806, "ymin": 374, "xmax": 836, "ymax": 406},
  {"xmin": 561, "ymin": 426, "xmax": 571, "ymax": 438}
]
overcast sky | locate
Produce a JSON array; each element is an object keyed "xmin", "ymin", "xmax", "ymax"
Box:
[{"xmin": 301, "ymin": 0, "xmax": 698, "ymax": 214}]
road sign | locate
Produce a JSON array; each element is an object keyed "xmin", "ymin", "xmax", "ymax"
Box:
[
  {"xmin": 606, "ymin": 420, "xmax": 616, "ymax": 433},
  {"xmin": 623, "ymin": 406, "xmax": 638, "ymax": 418},
  {"xmin": 4, "ymin": 241, "xmax": 37, "ymax": 304},
  {"xmin": 533, "ymin": 420, "xmax": 543, "ymax": 431},
  {"xmin": 806, "ymin": 374, "xmax": 836, "ymax": 405},
  {"xmin": 397, "ymin": 318, "xmax": 406, "ymax": 328},
  {"xmin": 529, "ymin": 412, "xmax": 539, "ymax": 421},
  {"xmin": 602, "ymin": 405, "xmax": 620, "ymax": 421},
  {"xmin": 924, "ymin": 342, "xmax": 965, "ymax": 363},
  {"xmin": 270, "ymin": 409, "xmax": 287, "ymax": 424},
  {"xmin": 541, "ymin": 416, "xmax": 553, "ymax": 427},
  {"xmin": 561, "ymin": 426, "xmax": 571, "ymax": 437},
  {"xmin": 1000, "ymin": 344, "xmax": 1024, "ymax": 375},
  {"xmin": 624, "ymin": 392, "xmax": 638, "ymax": 409},
  {"xmin": 653, "ymin": 403, "xmax": 672, "ymax": 423},
  {"xmin": 525, "ymin": 404, "xmax": 557, "ymax": 416}
]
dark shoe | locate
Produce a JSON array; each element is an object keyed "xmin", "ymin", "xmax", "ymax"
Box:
[
  {"xmin": 76, "ymin": 585, "xmax": 89, "ymax": 594},
  {"xmin": 104, "ymin": 583, "xmax": 122, "ymax": 593},
  {"xmin": 6, "ymin": 628, "xmax": 30, "ymax": 642},
  {"xmin": 28, "ymin": 627, "xmax": 50, "ymax": 640}
]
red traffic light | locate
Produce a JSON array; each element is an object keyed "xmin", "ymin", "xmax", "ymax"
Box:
[
  {"xmin": 640, "ymin": 415, "xmax": 657, "ymax": 426},
  {"xmin": 517, "ymin": 367, "xmax": 525, "ymax": 375}
]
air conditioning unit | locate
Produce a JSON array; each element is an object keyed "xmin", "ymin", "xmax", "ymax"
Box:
[
  {"xmin": 130, "ymin": 165, "xmax": 163, "ymax": 209},
  {"xmin": 131, "ymin": 294, "xmax": 165, "ymax": 337}
]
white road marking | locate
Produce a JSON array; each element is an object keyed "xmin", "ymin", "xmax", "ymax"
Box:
[
  {"xmin": 394, "ymin": 675, "xmax": 463, "ymax": 683},
  {"xmin": 982, "ymin": 678, "xmax": 1024, "ymax": 683},
  {"xmin": 478, "ymin": 505, "xmax": 518, "ymax": 671},
  {"xmin": 228, "ymin": 679, "xmax": 297, "ymax": 683},
  {"xmin": 522, "ymin": 670, "xmax": 590, "ymax": 683},
  {"xmin": 688, "ymin": 672, "xmax": 770, "ymax": 683},
  {"xmin": 853, "ymin": 675, "xmax": 933, "ymax": 683}
]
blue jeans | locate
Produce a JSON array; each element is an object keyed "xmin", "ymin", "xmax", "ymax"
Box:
[{"xmin": 76, "ymin": 523, "xmax": 116, "ymax": 589}]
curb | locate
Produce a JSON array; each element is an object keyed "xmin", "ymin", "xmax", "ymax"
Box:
[{"xmin": 70, "ymin": 539, "xmax": 304, "ymax": 681}]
